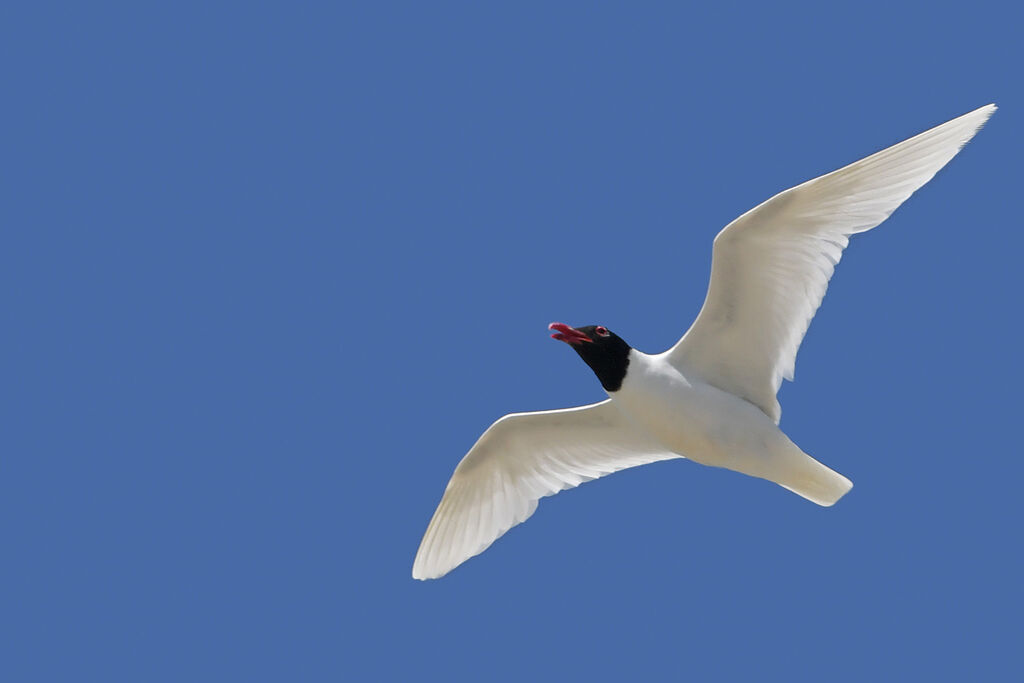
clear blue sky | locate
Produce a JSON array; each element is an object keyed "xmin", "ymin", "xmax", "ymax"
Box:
[{"xmin": 3, "ymin": 2, "xmax": 1021, "ymax": 681}]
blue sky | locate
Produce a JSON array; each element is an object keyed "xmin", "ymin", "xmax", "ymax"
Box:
[{"xmin": 3, "ymin": 2, "xmax": 1022, "ymax": 681}]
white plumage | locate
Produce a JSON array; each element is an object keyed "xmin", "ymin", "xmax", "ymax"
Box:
[
  {"xmin": 413, "ymin": 104, "xmax": 995, "ymax": 580},
  {"xmin": 412, "ymin": 402, "xmax": 678, "ymax": 580},
  {"xmin": 668, "ymin": 104, "xmax": 996, "ymax": 422}
]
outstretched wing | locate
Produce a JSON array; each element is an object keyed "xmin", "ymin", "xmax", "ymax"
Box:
[
  {"xmin": 412, "ymin": 400, "xmax": 679, "ymax": 580},
  {"xmin": 666, "ymin": 104, "xmax": 995, "ymax": 423}
]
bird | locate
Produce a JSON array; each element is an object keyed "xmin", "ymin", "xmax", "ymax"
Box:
[{"xmin": 412, "ymin": 104, "xmax": 996, "ymax": 580}]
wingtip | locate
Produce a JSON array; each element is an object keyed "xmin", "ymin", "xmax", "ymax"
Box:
[
  {"xmin": 412, "ymin": 568, "xmax": 444, "ymax": 581},
  {"xmin": 947, "ymin": 104, "xmax": 996, "ymax": 148},
  {"xmin": 412, "ymin": 555, "xmax": 445, "ymax": 581},
  {"xmin": 950, "ymin": 103, "xmax": 995, "ymax": 125},
  {"xmin": 969, "ymin": 103, "xmax": 997, "ymax": 123},
  {"xmin": 967, "ymin": 104, "xmax": 997, "ymax": 141},
  {"xmin": 411, "ymin": 559, "xmax": 433, "ymax": 581}
]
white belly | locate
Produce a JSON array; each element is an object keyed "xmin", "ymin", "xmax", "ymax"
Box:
[
  {"xmin": 609, "ymin": 350, "xmax": 852, "ymax": 507},
  {"xmin": 612, "ymin": 351, "xmax": 787, "ymax": 476}
]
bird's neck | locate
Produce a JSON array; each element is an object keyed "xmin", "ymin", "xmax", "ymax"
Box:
[{"xmin": 577, "ymin": 343, "xmax": 632, "ymax": 393}]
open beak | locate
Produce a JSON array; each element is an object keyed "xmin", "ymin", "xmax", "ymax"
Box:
[{"xmin": 549, "ymin": 322, "xmax": 593, "ymax": 345}]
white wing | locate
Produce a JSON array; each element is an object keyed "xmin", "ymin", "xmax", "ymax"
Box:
[
  {"xmin": 666, "ymin": 104, "xmax": 995, "ymax": 423},
  {"xmin": 412, "ymin": 400, "xmax": 679, "ymax": 580}
]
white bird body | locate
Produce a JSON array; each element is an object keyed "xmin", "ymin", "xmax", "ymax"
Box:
[
  {"xmin": 616, "ymin": 350, "xmax": 851, "ymax": 506},
  {"xmin": 412, "ymin": 104, "xmax": 995, "ymax": 580}
]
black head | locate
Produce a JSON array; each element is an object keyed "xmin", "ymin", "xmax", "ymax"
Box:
[{"xmin": 548, "ymin": 322, "xmax": 632, "ymax": 392}]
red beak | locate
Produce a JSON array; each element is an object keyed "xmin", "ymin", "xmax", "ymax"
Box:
[{"xmin": 549, "ymin": 322, "xmax": 593, "ymax": 345}]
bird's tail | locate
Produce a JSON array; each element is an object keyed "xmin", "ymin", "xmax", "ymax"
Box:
[{"xmin": 775, "ymin": 448, "xmax": 853, "ymax": 507}]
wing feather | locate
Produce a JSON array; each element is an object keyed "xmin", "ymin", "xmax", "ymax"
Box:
[
  {"xmin": 412, "ymin": 400, "xmax": 679, "ymax": 580},
  {"xmin": 666, "ymin": 104, "xmax": 995, "ymax": 422}
]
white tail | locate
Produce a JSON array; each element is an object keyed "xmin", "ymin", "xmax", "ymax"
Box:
[{"xmin": 775, "ymin": 448, "xmax": 853, "ymax": 507}]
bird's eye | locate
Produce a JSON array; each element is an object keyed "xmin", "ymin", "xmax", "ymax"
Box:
[{"xmin": 595, "ymin": 326, "xmax": 609, "ymax": 337}]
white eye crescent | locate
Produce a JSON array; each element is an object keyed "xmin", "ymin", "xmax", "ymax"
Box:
[{"xmin": 595, "ymin": 326, "xmax": 609, "ymax": 337}]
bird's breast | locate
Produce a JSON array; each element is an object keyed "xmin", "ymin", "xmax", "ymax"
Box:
[{"xmin": 612, "ymin": 352, "xmax": 776, "ymax": 467}]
